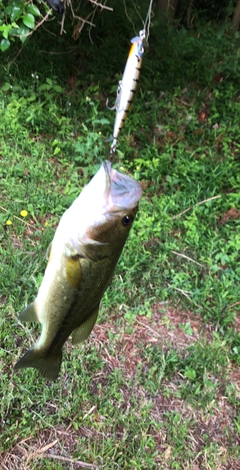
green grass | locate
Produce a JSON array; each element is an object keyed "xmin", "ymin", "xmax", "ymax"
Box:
[{"xmin": 0, "ymin": 16, "xmax": 240, "ymax": 470}]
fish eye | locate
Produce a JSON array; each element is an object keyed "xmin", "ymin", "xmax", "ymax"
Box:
[{"xmin": 122, "ymin": 215, "xmax": 133, "ymax": 227}]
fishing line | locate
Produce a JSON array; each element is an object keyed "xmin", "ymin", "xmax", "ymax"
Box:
[
  {"xmin": 123, "ymin": 0, "xmax": 138, "ymax": 36},
  {"xmin": 143, "ymin": 0, "xmax": 154, "ymax": 41},
  {"xmin": 123, "ymin": 0, "xmax": 154, "ymax": 40}
]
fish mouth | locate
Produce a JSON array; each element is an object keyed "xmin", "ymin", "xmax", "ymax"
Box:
[{"xmin": 103, "ymin": 161, "xmax": 142, "ymax": 211}]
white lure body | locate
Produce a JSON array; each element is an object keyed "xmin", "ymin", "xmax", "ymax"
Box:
[{"xmin": 110, "ymin": 31, "xmax": 145, "ymax": 154}]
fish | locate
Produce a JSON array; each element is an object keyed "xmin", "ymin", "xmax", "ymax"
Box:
[
  {"xmin": 14, "ymin": 161, "xmax": 142, "ymax": 381},
  {"xmin": 109, "ymin": 30, "xmax": 145, "ymax": 154}
]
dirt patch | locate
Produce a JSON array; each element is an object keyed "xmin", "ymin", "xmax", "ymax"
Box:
[
  {"xmin": 218, "ymin": 208, "xmax": 240, "ymax": 226},
  {"xmin": 90, "ymin": 305, "xmax": 214, "ymax": 380},
  {"xmin": 0, "ymin": 427, "xmax": 97, "ymax": 470}
]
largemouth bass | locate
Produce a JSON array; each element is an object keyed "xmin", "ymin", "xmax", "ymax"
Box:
[{"xmin": 14, "ymin": 161, "xmax": 142, "ymax": 380}]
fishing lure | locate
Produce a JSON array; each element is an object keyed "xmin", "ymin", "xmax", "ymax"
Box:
[{"xmin": 109, "ymin": 29, "xmax": 145, "ymax": 154}]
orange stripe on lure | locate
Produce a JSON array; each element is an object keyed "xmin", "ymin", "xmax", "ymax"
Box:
[{"xmin": 109, "ymin": 29, "xmax": 145, "ymax": 154}]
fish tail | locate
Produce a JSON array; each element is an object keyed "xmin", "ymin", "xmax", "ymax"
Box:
[{"xmin": 14, "ymin": 347, "xmax": 62, "ymax": 381}]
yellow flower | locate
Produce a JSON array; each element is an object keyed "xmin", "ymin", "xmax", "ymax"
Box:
[
  {"xmin": 20, "ymin": 210, "xmax": 28, "ymax": 218},
  {"xmin": 6, "ymin": 220, "xmax": 12, "ymax": 225}
]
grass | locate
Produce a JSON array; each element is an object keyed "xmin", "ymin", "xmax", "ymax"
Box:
[{"xmin": 0, "ymin": 13, "xmax": 240, "ymax": 470}]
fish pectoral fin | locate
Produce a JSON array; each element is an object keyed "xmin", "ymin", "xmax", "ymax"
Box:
[
  {"xmin": 14, "ymin": 347, "xmax": 62, "ymax": 381},
  {"xmin": 66, "ymin": 237, "xmax": 107, "ymax": 262},
  {"xmin": 78, "ymin": 239, "xmax": 108, "ymax": 262},
  {"xmin": 18, "ymin": 302, "xmax": 39, "ymax": 322},
  {"xmin": 65, "ymin": 244, "xmax": 80, "ymax": 258},
  {"xmin": 72, "ymin": 305, "xmax": 99, "ymax": 345}
]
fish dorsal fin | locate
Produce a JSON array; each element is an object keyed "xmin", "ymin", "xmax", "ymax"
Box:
[
  {"xmin": 72, "ymin": 305, "xmax": 99, "ymax": 345},
  {"xmin": 18, "ymin": 302, "xmax": 39, "ymax": 322},
  {"xmin": 65, "ymin": 255, "xmax": 82, "ymax": 288}
]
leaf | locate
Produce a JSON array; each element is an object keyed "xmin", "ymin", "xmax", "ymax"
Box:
[
  {"xmin": 16, "ymin": 25, "xmax": 29, "ymax": 43},
  {"xmin": 22, "ymin": 14, "xmax": 35, "ymax": 29},
  {"xmin": 27, "ymin": 4, "xmax": 41, "ymax": 17},
  {"xmin": 38, "ymin": 84, "xmax": 51, "ymax": 91},
  {"xmin": 53, "ymin": 85, "xmax": 64, "ymax": 93},
  {"xmin": 53, "ymin": 147, "xmax": 61, "ymax": 155},
  {"xmin": 28, "ymin": 94, "xmax": 37, "ymax": 102},
  {"xmin": 10, "ymin": 6, "xmax": 22, "ymax": 22},
  {"xmin": 0, "ymin": 39, "xmax": 10, "ymax": 52},
  {"xmin": 2, "ymin": 28, "xmax": 10, "ymax": 40},
  {"xmin": 184, "ymin": 368, "xmax": 196, "ymax": 381},
  {"xmin": 11, "ymin": 22, "xmax": 19, "ymax": 29},
  {"xmin": 93, "ymin": 118, "xmax": 110, "ymax": 125},
  {"xmin": 5, "ymin": 1, "xmax": 22, "ymax": 19},
  {"xmin": 2, "ymin": 82, "xmax": 12, "ymax": 91}
]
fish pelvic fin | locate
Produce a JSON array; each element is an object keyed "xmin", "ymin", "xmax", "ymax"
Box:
[
  {"xmin": 72, "ymin": 305, "xmax": 99, "ymax": 345},
  {"xmin": 18, "ymin": 302, "xmax": 39, "ymax": 322},
  {"xmin": 14, "ymin": 347, "xmax": 62, "ymax": 381}
]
